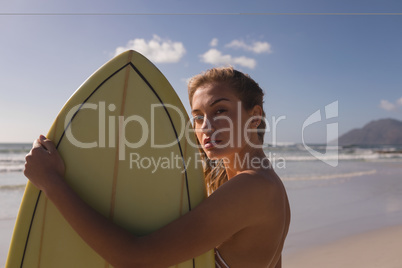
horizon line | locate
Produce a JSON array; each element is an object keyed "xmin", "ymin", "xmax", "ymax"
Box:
[{"xmin": 1, "ymin": 12, "xmax": 402, "ymax": 16}]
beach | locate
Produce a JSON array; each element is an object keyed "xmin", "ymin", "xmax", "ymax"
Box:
[
  {"xmin": 285, "ymin": 224, "xmax": 402, "ymax": 268},
  {"xmin": 0, "ymin": 219, "xmax": 16, "ymax": 267},
  {"xmin": 1, "ymin": 143, "xmax": 402, "ymax": 267},
  {"xmin": 281, "ymin": 160, "xmax": 402, "ymax": 267}
]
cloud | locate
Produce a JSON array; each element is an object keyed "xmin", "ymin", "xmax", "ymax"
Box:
[
  {"xmin": 114, "ymin": 35, "xmax": 186, "ymax": 63},
  {"xmin": 379, "ymin": 100, "xmax": 396, "ymax": 111},
  {"xmin": 200, "ymin": 49, "xmax": 256, "ymax": 69},
  {"xmin": 379, "ymin": 97, "xmax": 402, "ymax": 111},
  {"xmin": 210, "ymin": 38, "xmax": 218, "ymax": 47},
  {"xmin": 181, "ymin": 77, "xmax": 191, "ymax": 85},
  {"xmin": 226, "ymin": 40, "xmax": 272, "ymax": 54}
]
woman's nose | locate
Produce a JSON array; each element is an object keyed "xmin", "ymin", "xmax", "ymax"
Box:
[{"xmin": 200, "ymin": 116, "xmax": 214, "ymax": 134}]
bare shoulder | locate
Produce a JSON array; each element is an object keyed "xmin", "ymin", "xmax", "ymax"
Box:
[
  {"xmin": 213, "ymin": 169, "xmax": 289, "ymax": 223},
  {"xmin": 213, "ymin": 169, "xmax": 290, "ymax": 267},
  {"xmin": 220, "ymin": 168, "xmax": 286, "ymax": 202}
]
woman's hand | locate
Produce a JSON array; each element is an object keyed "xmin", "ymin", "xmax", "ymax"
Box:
[{"xmin": 24, "ymin": 135, "xmax": 65, "ymax": 193}]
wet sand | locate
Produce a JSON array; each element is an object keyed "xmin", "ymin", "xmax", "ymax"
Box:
[
  {"xmin": 1, "ymin": 161, "xmax": 402, "ymax": 267},
  {"xmin": 284, "ymin": 224, "xmax": 402, "ymax": 268},
  {"xmin": 282, "ymin": 161, "xmax": 402, "ymax": 268},
  {"xmin": 0, "ymin": 219, "xmax": 16, "ymax": 267}
]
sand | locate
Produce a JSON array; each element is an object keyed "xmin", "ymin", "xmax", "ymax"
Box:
[
  {"xmin": 284, "ymin": 224, "xmax": 402, "ymax": 268},
  {"xmin": 0, "ymin": 219, "xmax": 16, "ymax": 267},
  {"xmin": 3, "ymin": 220, "xmax": 402, "ymax": 268},
  {"xmin": 281, "ymin": 161, "xmax": 402, "ymax": 268},
  {"xmin": 1, "ymin": 161, "xmax": 401, "ymax": 267}
]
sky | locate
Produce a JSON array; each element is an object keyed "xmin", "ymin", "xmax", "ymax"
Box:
[{"xmin": 0, "ymin": 0, "xmax": 401, "ymax": 144}]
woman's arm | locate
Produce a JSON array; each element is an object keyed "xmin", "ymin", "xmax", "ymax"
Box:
[{"xmin": 24, "ymin": 136, "xmax": 277, "ymax": 267}]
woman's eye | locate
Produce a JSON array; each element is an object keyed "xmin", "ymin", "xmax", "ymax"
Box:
[
  {"xmin": 216, "ymin": 109, "xmax": 227, "ymax": 115},
  {"xmin": 192, "ymin": 115, "xmax": 204, "ymax": 124}
]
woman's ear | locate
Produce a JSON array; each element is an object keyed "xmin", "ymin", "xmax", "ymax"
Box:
[{"xmin": 250, "ymin": 105, "xmax": 263, "ymax": 128}]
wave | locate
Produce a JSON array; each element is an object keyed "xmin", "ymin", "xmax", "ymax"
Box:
[
  {"xmin": 265, "ymin": 142, "xmax": 297, "ymax": 147},
  {"xmin": 0, "ymin": 149, "xmax": 29, "ymax": 154},
  {"xmin": 281, "ymin": 152, "xmax": 402, "ymax": 162},
  {"xmin": 0, "ymin": 159, "xmax": 25, "ymax": 165},
  {"xmin": 282, "ymin": 169, "xmax": 377, "ymax": 181},
  {"xmin": 0, "ymin": 184, "xmax": 26, "ymax": 191},
  {"xmin": 265, "ymin": 144, "xmax": 402, "ymax": 162},
  {"xmin": 0, "ymin": 167, "xmax": 25, "ymax": 173},
  {"xmin": 0, "ymin": 159, "xmax": 25, "ymax": 173},
  {"xmin": 0, "ymin": 154, "xmax": 26, "ymax": 173}
]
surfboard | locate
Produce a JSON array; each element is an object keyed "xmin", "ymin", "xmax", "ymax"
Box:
[{"xmin": 6, "ymin": 50, "xmax": 215, "ymax": 267}]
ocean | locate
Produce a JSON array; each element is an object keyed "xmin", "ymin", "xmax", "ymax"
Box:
[
  {"xmin": 266, "ymin": 143, "xmax": 402, "ymax": 181},
  {"xmin": 1, "ymin": 142, "xmax": 402, "ymax": 221},
  {"xmin": 1, "ymin": 142, "xmax": 402, "ymax": 266},
  {"xmin": 0, "ymin": 143, "xmax": 30, "ymax": 220}
]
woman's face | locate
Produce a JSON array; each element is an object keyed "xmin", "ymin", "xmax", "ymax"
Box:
[{"xmin": 191, "ymin": 82, "xmax": 255, "ymax": 160}]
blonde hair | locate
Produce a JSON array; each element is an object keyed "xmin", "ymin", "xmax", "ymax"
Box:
[{"xmin": 188, "ymin": 67, "xmax": 266, "ymax": 195}]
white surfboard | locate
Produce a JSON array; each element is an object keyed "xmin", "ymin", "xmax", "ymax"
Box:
[{"xmin": 6, "ymin": 50, "xmax": 215, "ymax": 267}]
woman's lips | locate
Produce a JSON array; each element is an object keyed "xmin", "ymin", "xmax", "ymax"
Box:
[{"xmin": 203, "ymin": 138, "xmax": 222, "ymax": 149}]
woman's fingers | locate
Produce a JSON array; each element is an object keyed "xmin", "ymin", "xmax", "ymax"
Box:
[
  {"xmin": 38, "ymin": 135, "xmax": 57, "ymax": 154},
  {"xmin": 24, "ymin": 135, "xmax": 65, "ymax": 191}
]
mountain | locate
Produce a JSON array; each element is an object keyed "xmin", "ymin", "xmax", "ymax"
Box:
[{"xmin": 338, "ymin": 118, "xmax": 402, "ymax": 146}]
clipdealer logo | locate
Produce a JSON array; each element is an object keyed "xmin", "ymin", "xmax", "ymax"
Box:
[
  {"xmin": 302, "ymin": 101, "xmax": 339, "ymax": 167},
  {"xmin": 63, "ymin": 100, "xmax": 339, "ymax": 169},
  {"xmin": 64, "ymin": 102, "xmax": 195, "ymax": 160}
]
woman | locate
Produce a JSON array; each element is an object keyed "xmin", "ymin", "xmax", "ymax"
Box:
[{"xmin": 24, "ymin": 67, "xmax": 290, "ymax": 267}]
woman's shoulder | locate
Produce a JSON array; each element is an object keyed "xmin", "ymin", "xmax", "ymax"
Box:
[
  {"xmin": 229, "ymin": 169, "xmax": 290, "ymax": 234},
  {"xmin": 214, "ymin": 168, "xmax": 287, "ymax": 214},
  {"xmin": 225, "ymin": 168, "xmax": 284, "ymax": 196},
  {"xmin": 213, "ymin": 169, "xmax": 290, "ymax": 265}
]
